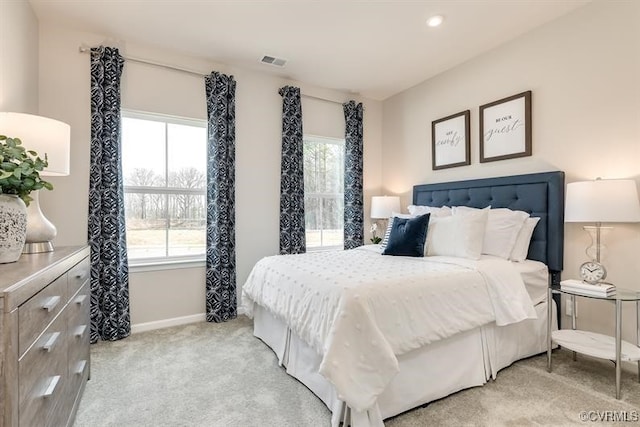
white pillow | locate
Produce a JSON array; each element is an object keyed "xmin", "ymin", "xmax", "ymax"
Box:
[
  {"xmin": 425, "ymin": 216, "xmax": 457, "ymax": 257},
  {"xmin": 484, "ymin": 208, "xmax": 530, "ymax": 259},
  {"xmin": 407, "ymin": 205, "xmax": 452, "ymax": 217},
  {"xmin": 451, "ymin": 205, "xmax": 489, "ymax": 215},
  {"xmin": 426, "ymin": 208, "xmax": 488, "ymax": 259},
  {"xmin": 452, "ymin": 206, "xmax": 529, "ymax": 259},
  {"xmin": 510, "ymin": 217, "xmax": 540, "ymax": 262}
]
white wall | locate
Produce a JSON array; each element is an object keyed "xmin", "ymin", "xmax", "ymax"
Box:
[
  {"xmin": 0, "ymin": 0, "xmax": 39, "ymax": 113},
  {"xmin": 382, "ymin": 1, "xmax": 640, "ymax": 350},
  {"xmin": 37, "ymin": 24, "xmax": 383, "ymax": 327}
]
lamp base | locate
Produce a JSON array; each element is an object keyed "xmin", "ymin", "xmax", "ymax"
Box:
[
  {"xmin": 582, "ymin": 224, "xmax": 612, "ymax": 262},
  {"xmin": 21, "ymin": 190, "xmax": 57, "ymax": 254},
  {"xmin": 23, "ymin": 241, "xmax": 54, "ymax": 254}
]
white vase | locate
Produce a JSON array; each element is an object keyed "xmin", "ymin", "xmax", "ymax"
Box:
[{"xmin": 0, "ymin": 194, "xmax": 28, "ymax": 263}]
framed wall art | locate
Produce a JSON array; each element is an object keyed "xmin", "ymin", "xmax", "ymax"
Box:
[
  {"xmin": 431, "ymin": 110, "xmax": 470, "ymax": 170},
  {"xmin": 479, "ymin": 91, "xmax": 532, "ymax": 163}
]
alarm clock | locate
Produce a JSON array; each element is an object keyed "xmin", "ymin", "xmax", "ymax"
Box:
[{"xmin": 579, "ymin": 261, "xmax": 607, "ymax": 284}]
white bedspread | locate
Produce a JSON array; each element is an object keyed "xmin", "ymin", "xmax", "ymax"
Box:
[{"xmin": 241, "ymin": 246, "xmax": 536, "ymax": 412}]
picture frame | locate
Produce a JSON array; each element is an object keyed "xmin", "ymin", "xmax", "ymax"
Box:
[
  {"xmin": 431, "ymin": 110, "xmax": 470, "ymax": 170},
  {"xmin": 479, "ymin": 91, "xmax": 532, "ymax": 163}
]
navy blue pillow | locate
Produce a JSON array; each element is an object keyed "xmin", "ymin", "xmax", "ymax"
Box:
[{"xmin": 382, "ymin": 213, "xmax": 430, "ymax": 257}]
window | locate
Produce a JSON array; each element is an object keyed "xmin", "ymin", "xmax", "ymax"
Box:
[
  {"xmin": 304, "ymin": 135, "xmax": 344, "ymax": 250},
  {"xmin": 121, "ymin": 111, "xmax": 207, "ymax": 263}
]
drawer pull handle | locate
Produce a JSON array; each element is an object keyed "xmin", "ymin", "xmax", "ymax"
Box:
[
  {"xmin": 42, "ymin": 375, "xmax": 60, "ymax": 398},
  {"xmin": 75, "ymin": 360, "xmax": 87, "ymax": 376},
  {"xmin": 74, "ymin": 325, "xmax": 87, "ymax": 338},
  {"xmin": 74, "ymin": 294, "xmax": 87, "ymax": 306},
  {"xmin": 42, "ymin": 332, "xmax": 60, "ymax": 352},
  {"xmin": 42, "ymin": 296, "xmax": 61, "ymax": 312}
]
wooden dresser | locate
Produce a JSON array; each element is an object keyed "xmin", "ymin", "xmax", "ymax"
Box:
[{"xmin": 0, "ymin": 246, "xmax": 90, "ymax": 427}]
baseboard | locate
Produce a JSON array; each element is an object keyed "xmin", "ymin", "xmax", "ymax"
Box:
[
  {"xmin": 131, "ymin": 313, "xmax": 206, "ymax": 334},
  {"xmin": 131, "ymin": 306, "xmax": 247, "ymax": 334}
]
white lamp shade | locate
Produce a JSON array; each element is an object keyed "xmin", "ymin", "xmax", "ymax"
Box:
[
  {"xmin": 371, "ymin": 196, "xmax": 400, "ymax": 219},
  {"xmin": 0, "ymin": 112, "xmax": 70, "ymax": 176},
  {"xmin": 565, "ymin": 179, "xmax": 640, "ymax": 223}
]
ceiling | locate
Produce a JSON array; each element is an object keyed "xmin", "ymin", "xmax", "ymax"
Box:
[{"xmin": 29, "ymin": 0, "xmax": 590, "ymax": 100}]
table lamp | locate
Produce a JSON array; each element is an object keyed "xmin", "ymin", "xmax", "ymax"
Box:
[
  {"xmin": 565, "ymin": 178, "xmax": 640, "ymax": 284},
  {"xmin": 0, "ymin": 112, "xmax": 70, "ymax": 253},
  {"xmin": 371, "ymin": 195, "xmax": 400, "ymax": 242}
]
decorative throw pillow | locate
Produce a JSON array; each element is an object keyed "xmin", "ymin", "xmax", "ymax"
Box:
[
  {"xmin": 382, "ymin": 214, "xmax": 430, "ymax": 257},
  {"xmin": 509, "ymin": 217, "xmax": 540, "ymax": 262},
  {"xmin": 380, "ymin": 213, "xmax": 415, "ymax": 250}
]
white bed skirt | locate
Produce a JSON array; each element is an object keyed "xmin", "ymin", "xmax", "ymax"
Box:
[{"xmin": 253, "ymin": 301, "xmax": 557, "ymax": 426}]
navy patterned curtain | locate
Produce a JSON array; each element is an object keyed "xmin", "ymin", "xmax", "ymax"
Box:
[
  {"xmin": 343, "ymin": 100, "xmax": 364, "ymax": 249},
  {"xmin": 88, "ymin": 46, "xmax": 130, "ymax": 343},
  {"xmin": 204, "ymin": 72, "xmax": 237, "ymax": 323},
  {"xmin": 278, "ymin": 86, "xmax": 306, "ymax": 255}
]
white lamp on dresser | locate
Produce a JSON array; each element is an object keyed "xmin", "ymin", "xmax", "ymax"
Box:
[{"xmin": 0, "ymin": 112, "xmax": 71, "ymax": 253}]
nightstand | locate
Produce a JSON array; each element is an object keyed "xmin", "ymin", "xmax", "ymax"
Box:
[{"xmin": 546, "ymin": 282, "xmax": 640, "ymax": 399}]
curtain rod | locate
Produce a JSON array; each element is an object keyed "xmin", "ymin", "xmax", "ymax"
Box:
[{"xmin": 79, "ymin": 46, "xmax": 207, "ymax": 78}]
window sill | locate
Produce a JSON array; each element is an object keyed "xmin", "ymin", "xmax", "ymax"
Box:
[
  {"xmin": 306, "ymin": 246, "xmax": 343, "ymax": 253},
  {"xmin": 129, "ymin": 258, "xmax": 206, "ymax": 273}
]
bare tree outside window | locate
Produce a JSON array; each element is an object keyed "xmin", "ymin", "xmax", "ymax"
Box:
[
  {"xmin": 304, "ymin": 136, "xmax": 345, "ymax": 249},
  {"xmin": 121, "ymin": 113, "xmax": 207, "ymax": 262}
]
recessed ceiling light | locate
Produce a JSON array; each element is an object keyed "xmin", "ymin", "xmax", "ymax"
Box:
[{"xmin": 426, "ymin": 15, "xmax": 444, "ymax": 27}]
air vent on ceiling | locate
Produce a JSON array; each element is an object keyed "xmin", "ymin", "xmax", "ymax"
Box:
[{"xmin": 260, "ymin": 55, "xmax": 287, "ymax": 67}]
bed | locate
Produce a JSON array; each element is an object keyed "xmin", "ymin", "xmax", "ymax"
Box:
[{"xmin": 242, "ymin": 171, "xmax": 565, "ymax": 426}]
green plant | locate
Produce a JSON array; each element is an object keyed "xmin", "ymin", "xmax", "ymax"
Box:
[{"xmin": 0, "ymin": 135, "xmax": 52, "ymax": 206}]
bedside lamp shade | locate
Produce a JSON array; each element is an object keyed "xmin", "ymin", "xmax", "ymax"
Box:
[
  {"xmin": 565, "ymin": 179, "xmax": 640, "ymax": 223},
  {"xmin": 565, "ymin": 178, "xmax": 640, "ymax": 264},
  {"xmin": 371, "ymin": 196, "xmax": 400, "ymax": 219},
  {"xmin": 0, "ymin": 112, "xmax": 71, "ymax": 253}
]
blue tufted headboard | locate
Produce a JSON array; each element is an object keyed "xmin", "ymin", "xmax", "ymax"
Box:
[{"xmin": 413, "ymin": 171, "xmax": 565, "ymax": 285}]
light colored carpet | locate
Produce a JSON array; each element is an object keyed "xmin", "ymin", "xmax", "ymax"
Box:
[{"xmin": 73, "ymin": 316, "xmax": 640, "ymax": 427}]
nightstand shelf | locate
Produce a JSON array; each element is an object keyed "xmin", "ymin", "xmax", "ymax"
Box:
[
  {"xmin": 547, "ymin": 281, "xmax": 640, "ymax": 400},
  {"xmin": 552, "ymin": 330, "xmax": 640, "ymax": 362}
]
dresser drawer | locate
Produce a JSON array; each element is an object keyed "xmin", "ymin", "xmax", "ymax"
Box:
[
  {"xmin": 18, "ymin": 273, "xmax": 68, "ymax": 357},
  {"xmin": 68, "ymin": 257, "xmax": 90, "ymax": 298},
  {"xmin": 18, "ymin": 312, "xmax": 68, "ymax": 427}
]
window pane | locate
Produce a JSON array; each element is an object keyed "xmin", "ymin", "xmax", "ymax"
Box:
[
  {"xmin": 122, "ymin": 117, "xmax": 166, "ymax": 186},
  {"xmin": 323, "ymin": 197, "xmax": 343, "ymax": 230},
  {"xmin": 305, "ymin": 196, "xmax": 321, "ymax": 248},
  {"xmin": 167, "ymin": 123, "xmax": 207, "ymax": 189},
  {"xmin": 122, "ymin": 112, "xmax": 207, "ymax": 262},
  {"xmin": 304, "ymin": 141, "xmax": 320, "ymax": 193},
  {"xmin": 325, "ymin": 143, "xmax": 344, "ymax": 194},
  {"xmin": 168, "ymin": 194, "xmax": 206, "ymax": 257},
  {"xmin": 125, "ymin": 192, "xmax": 167, "ymax": 259},
  {"xmin": 303, "ymin": 136, "xmax": 344, "ymax": 249}
]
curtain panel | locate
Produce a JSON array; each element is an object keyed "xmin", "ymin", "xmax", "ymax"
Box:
[
  {"xmin": 204, "ymin": 71, "xmax": 237, "ymax": 323},
  {"xmin": 88, "ymin": 46, "xmax": 131, "ymax": 343},
  {"xmin": 278, "ymin": 86, "xmax": 306, "ymax": 255},
  {"xmin": 343, "ymin": 100, "xmax": 364, "ymax": 249}
]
